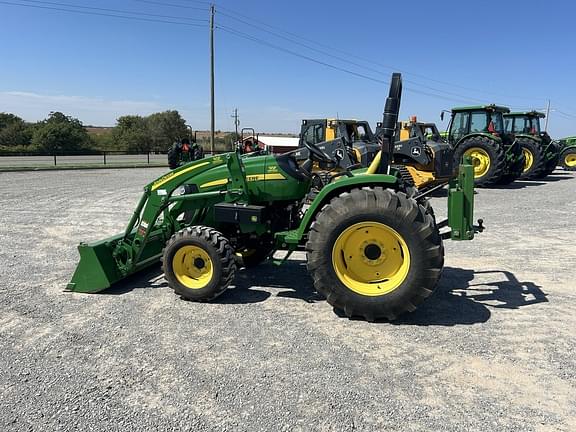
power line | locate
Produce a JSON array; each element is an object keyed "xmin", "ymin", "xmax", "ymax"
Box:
[
  {"xmin": 128, "ymin": 0, "xmax": 209, "ymax": 11},
  {"xmin": 0, "ymin": 0, "xmax": 207, "ymax": 26},
  {"xmin": 18, "ymin": 0, "xmax": 208, "ymax": 22},
  {"xmin": 217, "ymin": 25, "xmax": 486, "ymax": 105},
  {"xmin": 217, "ymin": 11, "xmax": 488, "ymax": 105},
  {"xmin": 216, "ymin": 4, "xmax": 545, "ymax": 103}
]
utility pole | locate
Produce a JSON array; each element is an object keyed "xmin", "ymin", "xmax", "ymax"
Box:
[
  {"xmin": 209, "ymin": 4, "xmax": 215, "ymax": 155},
  {"xmin": 231, "ymin": 108, "xmax": 240, "ymax": 138},
  {"xmin": 544, "ymin": 99, "xmax": 551, "ymax": 132}
]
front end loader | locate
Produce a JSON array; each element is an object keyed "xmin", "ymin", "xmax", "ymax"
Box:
[{"xmin": 68, "ymin": 73, "xmax": 482, "ymax": 322}]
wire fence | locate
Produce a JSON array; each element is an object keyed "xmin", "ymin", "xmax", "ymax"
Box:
[{"xmin": 0, "ymin": 149, "xmax": 231, "ymax": 168}]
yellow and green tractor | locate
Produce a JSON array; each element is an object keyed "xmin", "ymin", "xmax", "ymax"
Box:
[
  {"xmin": 503, "ymin": 111, "xmax": 559, "ymax": 179},
  {"xmin": 557, "ymin": 136, "xmax": 576, "ymax": 171},
  {"xmin": 445, "ymin": 105, "xmax": 524, "ymax": 186},
  {"xmin": 67, "ymin": 73, "xmax": 482, "ymax": 322}
]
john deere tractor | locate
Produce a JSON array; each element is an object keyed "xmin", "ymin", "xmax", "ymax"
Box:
[
  {"xmin": 294, "ymin": 117, "xmax": 455, "ymax": 192},
  {"xmin": 445, "ymin": 105, "xmax": 524, "ymax": 186},
  {"xmin": 557, "ymin": 136, "xmax": 576, "ymax": 171},
  {"xmin": 503, "ymin": 111, "xmax": 559, "ymax": 179},
  {"xmin": 67, "ymin": 73, "xmax": 482, "ymax": 322},
  {"xmin": 167, "ymin": 128, "xmax": 204, "ymax": 169}
]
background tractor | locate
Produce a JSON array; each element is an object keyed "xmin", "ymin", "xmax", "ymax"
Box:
[
  {"xmin": 445, "ymin": 105, "xmax": 524, "ymax": 186},
  {"xmin": 68, "ymin": 73, "xmax": 481, "ymax": 322},
  {"xmin": 503, "ymin": 111, "xmax": 559, "ymax": 179},
  {"xmin": 167, "ymin": 127, "xmax": 204, "ymax": 169},
  {"xmin": 557, "ymin": 136, "xmax": 576, "ymax": 171},
  {"xmin": 294, "ymin": 117, "xmax": 454, "ymax": 192}
]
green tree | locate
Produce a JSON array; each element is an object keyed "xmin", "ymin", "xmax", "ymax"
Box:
[
  {"xmin": 147, "ymin": 110, "xmax": 188, "ymax": 150},
  {"xmin": 112, "ymin": 115, "xmax": 153, "ymax": 152},
  {"xmin": 0, "ymin": 113, "xmax": 32, "ymax": 147},
  {"xmin": 32, "ymin": 112, "xmax": 91, "ymax": 152}
]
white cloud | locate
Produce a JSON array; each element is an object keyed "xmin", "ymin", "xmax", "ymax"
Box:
[
  {"xmin": 0, "ymin": 91, "xmax": 162, "ymax": 126},
  {"xmin": 0, "ymin": 90, "xmax": 311, "ymax": 133}
]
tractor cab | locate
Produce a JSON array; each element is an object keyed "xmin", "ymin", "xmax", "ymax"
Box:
[
  {"xmin": 503, "ymin": 111, "xmax": 559, "ymax": 179},
  {"xmin": 387, "ymin": 116, "xmax": 455, "ymax": 188},
  {"xmin": 295, "ymin": 119, "xmax": 381, "ymax": 169},
  {"xmin": 504, "ymin": 111, "xmax": 547, "ymax": 140},
  {"xmin": 447, "ymin": 105, "xmax": 512, "ymax": 145}
]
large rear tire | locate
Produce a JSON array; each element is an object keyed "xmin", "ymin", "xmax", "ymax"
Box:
[
  {"xmin": 560, "ymin": 147, "xmax": 576, "ymax": 171},
  {"xmin": 518, "ymin": 138, "xmax": 545, "ymax": 179},
  {"xmin": 162, "ymin": 226, "xmax": 236, "ymax": 301},
  {"xmin": 453, "ymin": 136, "xmax": 505, "ymax": 187},
  {"xmin": 167, "ymin": 143, "xmax": 181, "ymax": 170},
  {"xmin": 534, "ymin": 142, "xmax": 560, "ymax": 178},
  {"xmin": 306, "ymin": 187, "xmax": 444, "ymax": 321},
  {"xmin": 497, "ymin": 144, "xmax": 524, "ymax": 185}
]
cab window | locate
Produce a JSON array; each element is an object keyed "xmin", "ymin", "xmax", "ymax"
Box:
[
  {"xmin": 488, "ymin": 112, "xmax": 504, "ymax": 133},
  {"xmin": 449, "ymin": 112, "xmax": 469, "ymax": 142},
  {"xmin": 513, "ymin": 117, "xmax": 530, "ymax": 134},
  {"xmin": 303, "ymin": 123, "xmax": 324, "ymax": 145},
  {"xmin": 470, "ymin": 111, "xmax": 488, "ymax": 132}
]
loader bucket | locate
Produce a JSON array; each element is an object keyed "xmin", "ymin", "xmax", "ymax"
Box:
[
  {"xmin": 67, "ymin": 226, "xmax": 166, "ymax": 293},
  {"xmin": 66, "ymin": 233, "xmax": 125, "ymax": 293}
]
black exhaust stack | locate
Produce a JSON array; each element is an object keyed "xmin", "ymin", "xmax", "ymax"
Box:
[{"xmin": 378, "ymin": 73, "xmax": 402, "ymax": 174}]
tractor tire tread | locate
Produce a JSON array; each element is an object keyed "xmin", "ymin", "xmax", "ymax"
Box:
[
  {"xmin": 454, "ymin": 136, "xmax": 506, "ymax": 187},
  {"xmin": 305, "ymin": 187, "xmax": 444, "ymax": 321},
  {"xmin": 162, "ymin": 225, "xmax": 236, "ymax": 302}
]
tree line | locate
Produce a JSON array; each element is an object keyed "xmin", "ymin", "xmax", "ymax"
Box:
[{"xmin": 0, "ymin": 110, "xmax": 236, "ymax": 154}]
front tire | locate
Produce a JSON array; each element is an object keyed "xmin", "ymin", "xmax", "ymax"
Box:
[
  {"xmin": 162, "ymin": 226, "xmax": 236, "ymax": 301},
  {"xmin": 454, "ymin": 136, "xmax": 505, "ymax": 187},
  {"xmin": 306, "ymin": 188, "xmax": 444, "ymax": 321},
  {"xmin": 167, "ymin": 143, "xmax": 181, "ymax": 170},
  {"xmin": 560, "ymin": 147, "xmax": 576, "ymax": 171}
]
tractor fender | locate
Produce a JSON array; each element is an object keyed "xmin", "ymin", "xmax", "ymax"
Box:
[
  {"xmin": 515, "ymin": 134, "xmax": 541, "ymax": 144},
  {"xmin": 455, "ymin": 132, "xmax": 502, "ymax": 148},
  {"xmin": 287, "ymin": 174, "xmax": 399, "ymax": 244}
]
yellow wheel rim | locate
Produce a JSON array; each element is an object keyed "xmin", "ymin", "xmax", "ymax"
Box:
[
  {"xmin": 464, "ymin": 147, "xmax": 491, "ymax": 178},
  {"xmin": 172, "ymin": 245, "xmax": 213, "ymax": 289},
  {"xmin": 332, "ymin": 222, "xmax": 410, "ymax": 297},
  {"xmin": 565, "ymin": 153, "xmax": 576, "ymax": 167},
  {"xmin": 523, "ymin": 148, "xmax": 534, "ymax": 172}
]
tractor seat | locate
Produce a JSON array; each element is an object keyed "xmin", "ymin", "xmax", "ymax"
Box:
[{"xmin": 276, "ymin": 152, "xmax": 311, "ymax": 181}]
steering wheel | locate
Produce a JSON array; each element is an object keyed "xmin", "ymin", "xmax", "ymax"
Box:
[{"xmin": 303, "ymin": 140, "xmax": 335, "ymax": 164}]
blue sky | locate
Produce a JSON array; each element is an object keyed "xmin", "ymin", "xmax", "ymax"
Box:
[{"xmin": 1, "ymin": 0, "xmax": 575, "ymax": 136}]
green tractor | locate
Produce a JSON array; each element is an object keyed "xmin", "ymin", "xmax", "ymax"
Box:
[
  {"xmin": 503, "ymin": 111, "xmax": 559, "ymax": 179},
  {"xmin": 556, "ymin": 136, "xmax": 576, "ymax": 171},
  {"xmin": 167, "ymin": 127, "xmax": 204, "ymax": 170},
  {"xmin": 444, "ymin": 105, "xmax": 524, "ymax": 186},
  {"xmin": 67, "ymin": 73, "xmax": 482, "ymax": 322}
]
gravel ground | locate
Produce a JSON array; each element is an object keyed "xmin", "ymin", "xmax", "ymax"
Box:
[{"xmin": 0, "ymin": 168, "xmax": 575, "ymax": 431}]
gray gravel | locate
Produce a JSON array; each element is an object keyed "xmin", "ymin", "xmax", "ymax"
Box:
[{"xmin": 0, "ymin": 168, "xmax": 575, "ymax": 431}]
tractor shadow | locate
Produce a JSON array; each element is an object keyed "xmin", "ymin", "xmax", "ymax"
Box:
[
  {"xmin": 221, "ymin": 260, "xmax": 315, "ymax": 304},
  {"xmin": 100, "ymin": 262, "xmax": 548, "ymax": 325},
  {"xmin": 389, "ymin": 267, "xmax": 548, "ymax": 326},
  {"xmin": 228, "ymin": 262, "xmax": 548, "ymax": 326},
  {"xmin": 491, "ymin": 181, "xmax": 547, "ymax": 190},
  {"xmin": 537, "ymin": 172, "xmax": 574, "ymax": 182}
]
